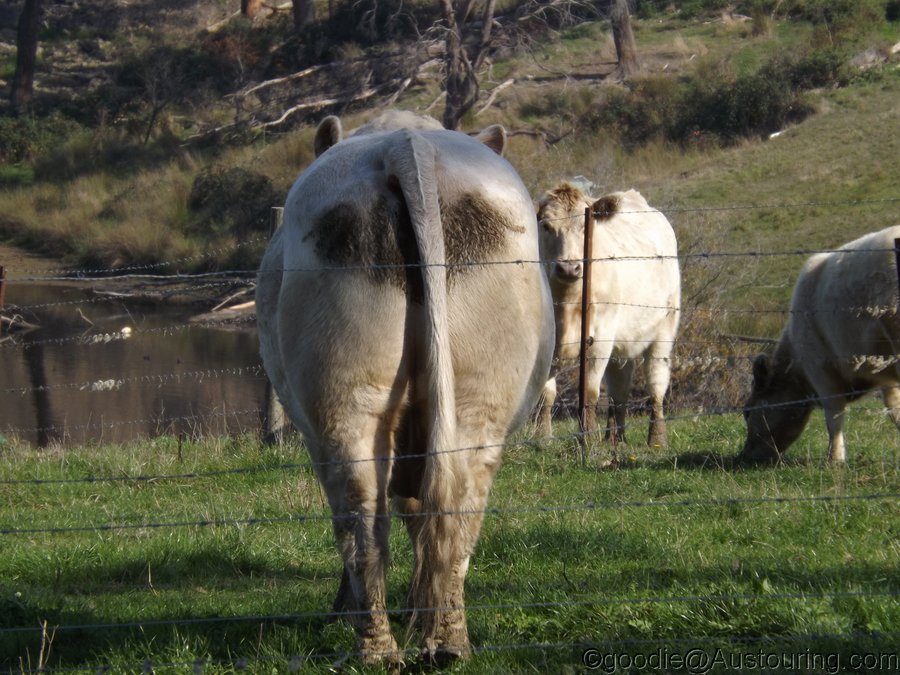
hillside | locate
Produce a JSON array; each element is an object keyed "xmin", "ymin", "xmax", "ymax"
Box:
[{"xmin": 0, "ymin": 0, "xmax": 898, "ymax": 330}]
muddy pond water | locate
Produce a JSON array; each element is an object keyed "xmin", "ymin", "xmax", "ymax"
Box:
[{"xmin": 1, "ymin": 280, "xmax": 270, "ymax": 447}]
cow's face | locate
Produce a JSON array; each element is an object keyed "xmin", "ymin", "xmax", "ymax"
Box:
[
  {"xmin": 740, "ymin": 353, "xmax": 813, "ymax": 462},
  {"xmin": 537, "ymin": 185, "xmax": 591, "ymax": 288}
]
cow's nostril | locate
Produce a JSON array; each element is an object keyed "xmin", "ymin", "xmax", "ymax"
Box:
[{"xmin": 555, "ymin": 261, "xmax": 583, "ymax": 280}]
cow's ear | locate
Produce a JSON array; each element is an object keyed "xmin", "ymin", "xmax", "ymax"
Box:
[
  {"xmin": 752, "ymin": 353, "xmax": 771, "ymax": 388},
  {"xmin": 475, "ymin": 124, "xmax": 507, "ymax": 156},
  {"xmin": 314, "ymin": 116, "xmax": 343, "ymax": 157},
  {"xmin": 591, "ymin": 195, "xmax": 621, "ymax": 222}
]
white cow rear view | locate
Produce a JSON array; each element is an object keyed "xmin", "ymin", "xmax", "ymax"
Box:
[
  {"xmin": 256, "ymin": 111, "xmax": 554, "ymax": 666},
  {"xmin": 741, "ymin": 225, "xmax": 900, "ymax": 463},
  {"xmin": 536, "ymin": 182, "xmax": 681, "ymax": 448}
]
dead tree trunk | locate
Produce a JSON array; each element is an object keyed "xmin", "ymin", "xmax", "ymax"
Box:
[
  {"xmin": 10, "ymin": 0, "xmax": 42, "ymax": 110},
  {"xmin": 610, "ymin": 0, "xmax": 638, "ymax": 78},
  {"xmin": 293, "ymin": 0, "xmax": 314, "ymax": 30},
  {"xmin": 439, "ymin": 0, "xmax": 496, "ymax": 131}
]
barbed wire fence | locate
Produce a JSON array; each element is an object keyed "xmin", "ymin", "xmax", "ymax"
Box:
[{"xmin": 1, "ymin": 197, "xmax": 899, "ymax": 672}]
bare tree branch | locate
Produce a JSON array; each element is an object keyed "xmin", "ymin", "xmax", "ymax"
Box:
[{"xmin": 474, "ymin": 77, "xmax": 514, "ymax": 116}]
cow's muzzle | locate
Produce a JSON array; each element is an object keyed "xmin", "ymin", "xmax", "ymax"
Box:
[{"xmin": 553, "ymin": 260, "xmax": 583, "ymax": 281}]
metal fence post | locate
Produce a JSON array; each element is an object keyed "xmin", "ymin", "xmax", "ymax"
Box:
[{"xmin": 577, "ymin": 206, "xmax": 594, "ymax": 465}]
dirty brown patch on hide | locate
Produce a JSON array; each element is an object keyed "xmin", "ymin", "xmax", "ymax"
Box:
[
  {"xmin": 308, "ymin": 194, "xmax": 418, "ymax": 293},
  {"xmin": 592, "ymin": 194, "xmax": 621, "ymax": 221},
  {"xmin": 441, "ymin": 192, "xmax": 525, "ymax": 280},
  {"xmin": 308, "ymin": 190, "xmax": 520, "ymax": 290}
]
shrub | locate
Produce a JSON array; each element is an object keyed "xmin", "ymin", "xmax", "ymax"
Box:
[
  {"xmin": 187, "ymin": 166, "xmax": 282, "ymax": 244},
  {"xmin": 633, "ymin": 0, "xmax": 731, "ymax": 19},
  {"xmin": 782, "ymin": 0, "xmax": 886, "ymax": 44},
  {"xmin": 782, "ymin": 48, "xmax": 852, "ymax": 88},
  {"xmin": 516, "ymin": 43, "xmax": 849, "ymax": 148},
  {"xmin": 666, "ymin": 49, "xmax": 846, "ymax": 144},
  {"xmin": 32, "ymin": 126, "xmax": 178, "ymax": 182},
  {"xmin": 669, "ymin": 68, "xmax": 805, "ymax": 142},
  {"xmin": 0, "ymin": 113, "xmax": 83, "ymax": 165}
]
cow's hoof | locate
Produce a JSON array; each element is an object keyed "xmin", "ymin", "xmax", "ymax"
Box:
[
  {"xmin": 421, "ymin": 637, "xmax": 470, "ymax": 668},
  {"xmin": 422, "ymin": 645, "xmax": 468, "ymax": 668},
  {"xmin": 358, "ymin": 634, "xmax": 403, "ymax": 669},
  {"xmin": 736, "ymin": 449, "xmax": 781, "ymax": 466}
]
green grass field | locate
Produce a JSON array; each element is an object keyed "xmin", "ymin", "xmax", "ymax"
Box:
[
  {"xmin": 2, "ymin": 407, "xmax": 897, "ymax": 673},
  {"xmin": 2, "ymin": 6, "xmax": 899, "ymax": 673}
]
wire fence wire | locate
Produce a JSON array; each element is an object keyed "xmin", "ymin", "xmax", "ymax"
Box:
[
  {"xmin": 3, "ymin": 491, "xmax": 897, "ymax": 537},
  {"xmin": 2, "ymin": 383, "xmax": 899, "ymax": 483},
  {"xmin": 9, "ymin": 630, "xmax": 899, "ymax": 674},
  {"xmin": 3, "ymin": 590, "xmax": 896, "ymax": 636},
  {"xmin": 2, "ymin": 198, "xmax": 899, "ymax": 670}
]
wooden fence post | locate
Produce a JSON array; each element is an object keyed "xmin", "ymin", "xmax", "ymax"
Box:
[
  {"xmin": 264, "ymin": 207, "xmax": 288, "ymax": 444},
  {"xmin": 577, "ymin": 206, "xmax": 594, "ymax": 465},
  {"xmin": 894, "ymin": 238, "xmax": 900, "ymax": 312},
  {"xmin": 271, "ymin": 206, "xmax": 284, "ymax": 233}
]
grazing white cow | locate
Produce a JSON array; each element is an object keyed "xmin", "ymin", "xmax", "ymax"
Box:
[
  {"xmin": 256, "ymin": 111, "xmax": 554, "ymax": 665},
  {"xmin": 536, "ymin": 182, "xmax": 681, "ymax": 447},
  {"xmin": 741, "ymin": 225, "xmax": 900, "ymax": 464}
]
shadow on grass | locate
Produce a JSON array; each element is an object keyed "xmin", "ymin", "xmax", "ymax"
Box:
[{"xmin": 0, "ymin": 547, "xmax": 351, "ymax": 671}]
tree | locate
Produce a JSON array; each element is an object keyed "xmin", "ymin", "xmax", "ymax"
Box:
[
  {"xmin": 439, "ymin": 0, "xmax": 496, "ymax": 130},
  {"xmin": 293, "ymin": 0, "xmax": 314, "ymax": 30},
  {"xmin": 610, "ymin": 0, "xmax": 638, "ymax": 78},
  {"xmin": 10, "ymin": 0, "xmax": 43, "ymax": 110}
]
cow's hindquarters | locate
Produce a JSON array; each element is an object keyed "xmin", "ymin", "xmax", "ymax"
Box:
[{"xmin": 268, "ymin": 257, "xmax": 411, "ymax": 663}]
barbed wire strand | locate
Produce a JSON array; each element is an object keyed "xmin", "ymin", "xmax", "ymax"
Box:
[
  {"xmin": 2, "ymin": 589, "xmax": 895, "ymax": 636},
  {"xmin": 5, "ymin": 195, "xmax": 899, "ymax": 280},
  {"xmin": 11, "ymin": 242, "xmax": 900, "ymax": 284},
  {"xmin": 4, "ymin": 381, "xmax": 899, "ymax": 485},
  {"xmin": 10, "ymin": 630, "xmax": 898, "ymax": 674},
  {"xmin": 2, "ymin": 491, "xmax": 895, "ymax": 537}
]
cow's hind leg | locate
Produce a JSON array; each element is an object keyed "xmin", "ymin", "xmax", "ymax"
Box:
[
  {"xmin": 882, "ymin": 386, "xmax": 900, "ymax": 435},
  {"xmin": 644, "ymin": 346, "xmax": 673, "ymax": 448},
  {"xmin": 408, "ymin": 428, "xmax": 503, "ymax": 666},
  {"xmin": 316, "ymin": 438, "xmax": 401, "ymax": 666},
  {"xmin": 604, "ymin": 359, "xmax": 633, "ymax": 445}
]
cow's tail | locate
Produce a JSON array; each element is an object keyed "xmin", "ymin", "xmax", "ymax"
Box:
[{"xmin": 385, "ymin": 131, "xmax": 469, "ymax": 635}]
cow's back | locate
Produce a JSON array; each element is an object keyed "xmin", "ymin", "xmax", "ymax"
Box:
[
  {"xmin": 788, "ymin": 225, "xmax": 900, "ymax": 385},
  {"xmin": 592, "ymin": 189, "xmax": 681, "ymax": 355}
]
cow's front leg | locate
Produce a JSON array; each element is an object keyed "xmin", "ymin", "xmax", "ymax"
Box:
[
  {"xmin": 537, "ymin": 377, "xmax": 557, "ymax": 438},
  {"xmin": 581, "ymin": 339, "xmax": 612, "ymax": 459},
  {"xmin": 822, "ymin": 401, "xmax": 848, "ymax": 464}
]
